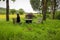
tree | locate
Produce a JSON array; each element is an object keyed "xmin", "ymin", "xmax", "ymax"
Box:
[
  {"xmin": 6, "ymin": 0, "xmax": 9, "ymax": 21},
  {"xmin": 18, "ymin": 9, "xmax": 25, "ymax": 15},
  {"xmin": 30, "ymin": 0, "xmax": 47, "ymax": 21},
  {"xmin": 10, "ymin": 9, "xmax": 16, "ymax": 14},
  {"xmin": 42, "ymin": 0, "xmax": 47, "ymax": 20},
  {"xmin": 0, "ymin": 0, "xmax": 15, "ymax": 21},
  {"xmin": 30, "ymin": 0, "xmax": 40, "ymax": 11},
  {"xmin": 51, "ymin": 0, "xmax": 56, "ymax": 19},
  {"xmin": 6, "ymin": 0, "xmax": 15, "ymax": 21}
]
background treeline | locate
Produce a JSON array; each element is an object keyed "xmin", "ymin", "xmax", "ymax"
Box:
[
  {"xmin": 0, "ymin": 7, "xmax": 6, "ymax": 14},
  {"xmin": 0, "ymin": 7, "xmax": 25, "ymax": 15}
]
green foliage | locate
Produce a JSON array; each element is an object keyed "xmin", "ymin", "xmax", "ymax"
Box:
[
  {"xmin": 0, "ymin": 7, "xmax": 6, "ymax": 14},
  {"xmin": 46, "ymin": 14, "xmax": 50, "ymax": 18},
  {"xmin": 10, "ymin": 9, "xmax": 16, "ymax": 14},
  {"xmin": 55, "ymin": 31, "xmax": 60, "ymax": 40},
  {"xmin": 55, "ymin": 11, "xmax": 60, "ymax": 20},
  {"xmin": 47, "ymin": 0, "xmax": 51, "ymax": 6},
  {"xmin": 0, "ymin": 7, "xmax": 17, "ymax": 14},
  {"xmin": 3, "ymin": 0, "xmax": 5, "ymax": 1},
  {"xmin": 30, "ymin": 0, "xmax": 40, "ymax": 11},
  {"xmin": 0, "ymin": 19, "xmax": 60, "ymax": 40},
  {"xmin": 0, "ymin": 0, "xmax": 15, "ymax": 2},
  {"xmin": 0, "ymin": 0, "xmax": 5, "ymax": 1},
  {"xmin": 46, "ymin": 13, "xmax": 51, "ymax": 19},
  {"xmin": 11, "ymin": 0, "xmax": 15, "ymax": 2},
  {"xmin": 18, "ymin": 9, "xmax": 25, "ymax": 15}
]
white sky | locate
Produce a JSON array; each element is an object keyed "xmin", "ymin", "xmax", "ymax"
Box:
[{"xmin": 0, "ymin": 0, "xmax": 36, "ymax": 13}]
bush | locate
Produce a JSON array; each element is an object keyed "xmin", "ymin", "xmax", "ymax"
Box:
[
  {"xmin": 0, "ymin": 10, "xmax": 6, "ymax": 14},
  {"xmin": 55, "ymin": 11, "xmax": 60, "ymax": 20},
  {"xmin": 18, "ymin": 9, "xmax": 25, "ymax": 15},
  {"xmin": 10, "ymin": 9, "xmax": 16, "ymax": 14},
  {"xmin": 46, "ymin": 14, "xmax": 51, "ymax": 19}
]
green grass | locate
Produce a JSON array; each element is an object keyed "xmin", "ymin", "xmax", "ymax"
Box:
[{"xmin": 0, "ymin": 19, "xmax": 60, "ymax": 40}]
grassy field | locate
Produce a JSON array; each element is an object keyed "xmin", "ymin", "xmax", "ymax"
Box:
[
  {"xmin": 0, "ymin": 14, "xmax": 25, "ymax": 19},
  {"xmin": 0, "ymin": 14, "xmax": 60, "ymax": 40}
]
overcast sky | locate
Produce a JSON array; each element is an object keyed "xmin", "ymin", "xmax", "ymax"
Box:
[{"xmin": 0, "ymin": 0, "xmax": 36, "ymax": 13}]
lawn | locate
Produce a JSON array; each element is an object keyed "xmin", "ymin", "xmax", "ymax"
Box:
[{"xmin": 0, "ymin": 14, "xmax": 60, "ymax": 40}]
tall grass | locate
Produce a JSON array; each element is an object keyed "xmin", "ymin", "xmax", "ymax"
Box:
[{"xmin": 0, "ymin": 19, "xmax": 60, "ymax": 40}]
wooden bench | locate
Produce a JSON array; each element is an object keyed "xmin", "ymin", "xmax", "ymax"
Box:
[{"xmin": 25, "ymin": 19, "xmax": 32, "ymax": 23}]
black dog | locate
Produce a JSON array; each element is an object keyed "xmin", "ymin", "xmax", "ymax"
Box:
[{"xmin": 16, "ymin": 14, "xmax": 20, "ymax": 23}]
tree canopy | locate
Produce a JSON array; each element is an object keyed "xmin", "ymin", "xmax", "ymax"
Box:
[
  {"xmin": 10, "ymin": 9, "xmax": 16, "ymax": 14},
  {"xmin": 18, "ymin": 9, "xmax": 25, "ymax": 15},
  {"xmin": 30, "ymin": 0, "xmax": 40, "ymax": 11}
]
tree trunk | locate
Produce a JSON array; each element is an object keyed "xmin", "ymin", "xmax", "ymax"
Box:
[
  {"xmin": 6, "ymin": 0, "xmax": 9, "ymax": 21},
  {"xmin": 53, "ymin": 0, "xmax": 56, "ymax": 19},
  {"xmin": 51, "ymin": 0, "xmax": 56, "ymax": 19},
  {"xmin": 42, "ymin": 0, "xmax": 47, "ymax": 20}
]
